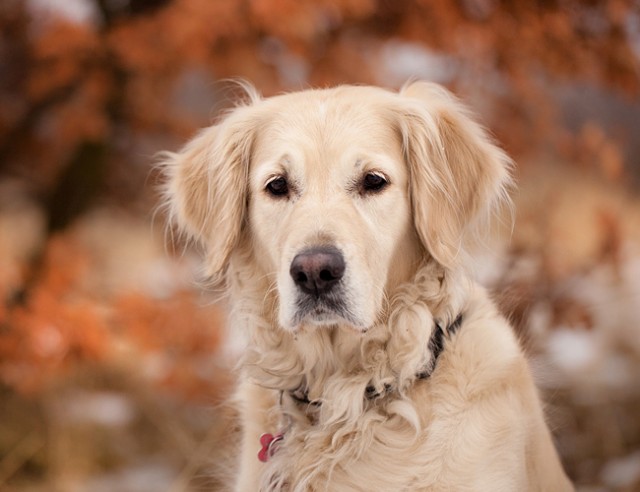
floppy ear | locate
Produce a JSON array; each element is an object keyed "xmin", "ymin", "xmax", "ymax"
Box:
[
  {"xmin": 396, "ymin": 81, "xmax": 513, "ymax": 269},
  {"xmin": 162, "ymin": 102, "xmax": 260, "ymax": 277}
]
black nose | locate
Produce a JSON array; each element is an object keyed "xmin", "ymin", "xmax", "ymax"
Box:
[{"xmin": 290, "ymin": 246, "xmax": 345, "ymax": 296}]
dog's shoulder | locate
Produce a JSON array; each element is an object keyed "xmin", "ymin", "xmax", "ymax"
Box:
[{"xmin": 432, "ymin": 284, "xmax": 530, "ymax": 401}]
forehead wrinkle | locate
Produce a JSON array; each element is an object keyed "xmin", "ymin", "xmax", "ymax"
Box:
[
  {"xmin": 257, "ymin": 94, "xmax": 403, "ymax": 186},
  {"xmin": 321, "ymin": 98, "xmax": 401, "ymax": 153}
]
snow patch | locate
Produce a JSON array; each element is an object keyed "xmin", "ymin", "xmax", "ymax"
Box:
[
  {"xmin": 378, "ymin": 40, "xmax": 457, "ymax": 87},
  {"xmin": 600, "ymin": 451, "xmax": 640, "ymax": 488},
  {"xmin": 547, "ymin": 328, "xmax": 601, "ymax": 374},
  {"xmin": 59, "ymin": 391, "xmax": 136, "ymax": 428},
  {"xmin": 28, "ymin": 0, "xmax": 98, "ymax": 25}
]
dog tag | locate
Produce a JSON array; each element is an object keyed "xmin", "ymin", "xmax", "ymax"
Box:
[{"xmin": 258, "ymin": 432, "xmax": 283, "ymax": 462}]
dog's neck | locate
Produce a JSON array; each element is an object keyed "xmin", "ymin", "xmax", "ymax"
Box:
[{"xmin": 235, "ymin": 261, "xmax": 471, "ymax": 406}]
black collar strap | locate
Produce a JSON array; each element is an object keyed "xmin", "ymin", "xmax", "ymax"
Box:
[
  {"xmin": 288, "ymin": 385, "xmax": 318, "ymax": 406},
  {"xmin": 287, "ymin": 313, "xmax": 464, "ymax": 404},
  {"xmin": 416, "ymin": 313, "xmax": 464, "ymax": 380}
]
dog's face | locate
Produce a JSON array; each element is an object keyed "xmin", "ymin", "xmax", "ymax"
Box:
[
  {"xmin": 164, "ymin": 83, "xmax": 511, "ymax": 333},
  {"xmin": 248, "ymin": 90, "xmax": 419, "ymax": 330}
]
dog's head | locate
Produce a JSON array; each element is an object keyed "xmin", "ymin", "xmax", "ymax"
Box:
[{"xmin": 163, "ymin": 82, "xmax": 511, "ymax": 332}]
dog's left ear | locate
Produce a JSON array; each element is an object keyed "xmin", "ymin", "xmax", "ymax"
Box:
[{"xmin": 395, "ymin": 81, "xmax": 513, "ymax": 269}]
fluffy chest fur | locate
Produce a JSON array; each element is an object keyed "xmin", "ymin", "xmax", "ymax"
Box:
[
  {"xmin": 161, "ymin": 81, "xmax": 573, "ymax": 491},
  {"xmin": 233, "ymin": 263, "xmax": 544, "ymax": 491}
]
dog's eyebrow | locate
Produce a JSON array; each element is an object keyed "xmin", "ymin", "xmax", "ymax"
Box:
[
  {"xmin": 354, "ymin": 153, "xmax": 398, "ymax": 171},
  {"xmin": 256, "ymin": 155, "xmax": 292, "ymax": 183}
]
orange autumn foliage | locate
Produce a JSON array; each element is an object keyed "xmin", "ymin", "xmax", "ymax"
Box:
[
  {"xmin": 115, "ymin": 292, "xmax": 222, "ymax": 355},
  {"xmin": 0, "ymin": 235, "xmax": 110, "ymax": 394},
  {"xmin": 0, "ymin": 231, "xmax": 225, "ymax": 399},
  {"xmin": 0, "ymin": 0, "xmax": 638, "ymax": 401},
  {"xmin": 113, "ymin": 292, "xmax": 227, "ymax": 399},
  {"xmin": 2, "ymin": 0, "xmax": 637, "ymax": 194}
]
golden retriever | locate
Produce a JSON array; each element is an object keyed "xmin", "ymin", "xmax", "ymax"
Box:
[{"xmin": 162, "ymin": 82, "xmax": 573, "ymax": 491}]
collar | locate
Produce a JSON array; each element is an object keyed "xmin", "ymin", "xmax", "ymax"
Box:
[
  {"xmin": 286, "ymin": 313, "xmax": 464, "ymax": 402},
  {"xmin": 416, "ymin": 313, "xmax": 464, "ymax": 380},
  {"xmin": 258, "ymin": 313, "xmax": 464, "ymax": 461}
]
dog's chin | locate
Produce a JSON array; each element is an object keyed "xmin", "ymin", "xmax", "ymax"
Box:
[{"xmin": 283, "ymin": 305, "xmax": 369, "ymax": 333}]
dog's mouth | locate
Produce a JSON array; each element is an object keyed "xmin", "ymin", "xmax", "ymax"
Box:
[{"xmin": 291, "ymin": 291, "xmax": 359, "ymax": 328}]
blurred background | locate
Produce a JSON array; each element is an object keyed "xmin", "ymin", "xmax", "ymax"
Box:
[{"xmin": 1, "ymin": 0, "xmax": 639, "ymax": 490}]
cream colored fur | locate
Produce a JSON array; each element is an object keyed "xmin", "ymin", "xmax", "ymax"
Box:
[{"xmin": 162, "ymin": 82, "xmax": 573, "ymax": 491}]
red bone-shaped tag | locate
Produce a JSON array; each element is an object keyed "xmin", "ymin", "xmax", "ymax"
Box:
[{"xmin": 258, "ymin": 432, "xmax": 283, "ymax": 463}]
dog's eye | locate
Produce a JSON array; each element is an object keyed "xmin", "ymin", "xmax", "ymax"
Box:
[
  {"xmin": 361, "ymin": 172, "xmax": 388, "ymax": 193},
  {"xmin": 266, "ymin": 177, "xmax": 289, "ymax": 197}
]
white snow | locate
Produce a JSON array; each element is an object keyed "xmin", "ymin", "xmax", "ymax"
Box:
[
  {"xmin": 378, "ymin": 40, "xmax": 457, "ymax": 87},
  {"xmin": 600, "ymin": 451, "xmax": 640, "ymax": 488},
  {"xmin": 59, "ymin": 391, "xmax": 136, "ymax": 428},
  {"xmin": 27, "ymin": 0, "xmax": 98, "ymax": 25},
  {"xmin": 547, "ymin": 328, "xmax": 601, "ymax": 374}
]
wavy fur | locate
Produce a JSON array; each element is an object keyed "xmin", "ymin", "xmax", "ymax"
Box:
[{"xmin": 161, "ymin": 82, "xmax": 572, "ymax": 491}]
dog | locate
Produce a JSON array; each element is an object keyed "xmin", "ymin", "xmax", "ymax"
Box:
[{"xmin": 162, "ymin": 81, "xmax": 573, "ymax": 491}]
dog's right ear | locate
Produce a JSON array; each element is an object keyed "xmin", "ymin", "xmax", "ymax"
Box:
[{"xmin": 161, "ymin": 102, "xmax": 261, "ymax": 278}]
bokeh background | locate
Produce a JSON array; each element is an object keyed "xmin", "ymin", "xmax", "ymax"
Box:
[{"xmin": 1, "ymin": 0, "xmax": 640, "ymax": 490}]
